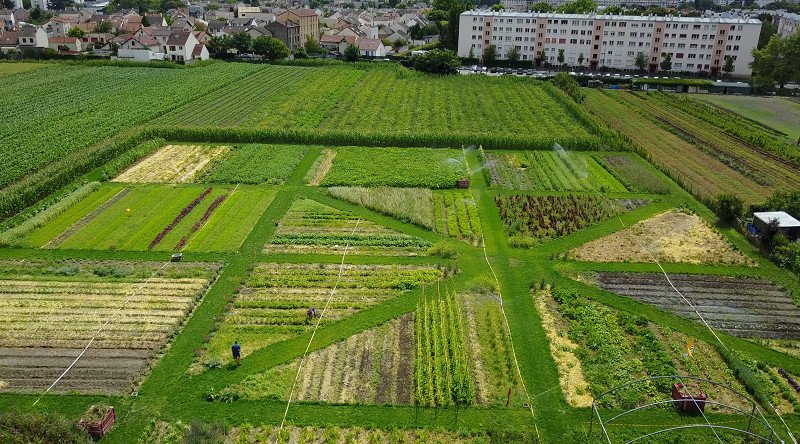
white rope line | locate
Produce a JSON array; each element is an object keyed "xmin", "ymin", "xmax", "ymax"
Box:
[
  {"xmin": 276, "ymin": 218, "xmax": 361, "ymax": 440},
  {"xmin": 33, "ymin": 260, "xmax": 172, "ymax": 406}
]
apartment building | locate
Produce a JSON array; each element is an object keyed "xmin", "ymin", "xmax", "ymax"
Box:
[
  {"xmin": 277, "ymin": 9, "xmax": 319, "ymax": 46},
  {"xmin": 776, "ymin": 12, "xmax": 799, "ymax": 37},
  {"xmin": 458, "ymin": 11, "xmax": 761, "ymax": 76}
]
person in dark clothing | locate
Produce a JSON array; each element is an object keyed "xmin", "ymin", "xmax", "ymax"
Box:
[{"xmin": 231, "ymin": 341, "xmax": 241, "ymax": 365}]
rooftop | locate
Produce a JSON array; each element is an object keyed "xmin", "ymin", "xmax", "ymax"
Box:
[
  {"xmin": 754, "ymin": 211, "xmax": 800, "ymax": 228},
  {"xmin": 461, "ymin": 10, "xmax": 761, "ymax": 24}
]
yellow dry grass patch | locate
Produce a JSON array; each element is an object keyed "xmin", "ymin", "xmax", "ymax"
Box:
[
  {"xmin": 113, "ymin": 144, "xmax": 229, "ymax": 183},
  {"xmin": 308, "ymin": 149, "xmax": 336, "ymax": 186},
  {"xmin": 571, "ymin": 210, "xmax": 751, "ymax": 265},
  {"xmin": 533, "ymin": 289, "xmax": 593, "ymax": 408}
]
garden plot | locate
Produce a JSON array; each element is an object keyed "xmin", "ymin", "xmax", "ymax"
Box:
[
  {"xmin": 594, "ymin": 272, "xmax": 800, "ymax": 339},
  {"xmin": 232, "ymin": 314, "xmax": 416, "ymax": 405},
  {"xmin": 203, "ymin": 263, "xmax": 441, "ymax": 365},
  {"xmin": 141, "ymin": 421, "xmax": 516, "ymax": 444},
  {"xmin": 329, "ymin": 187, "xmax": 483, "ymax": 245},
  {"xmin": 482, "ymin": 150, "xmax": 626, "ymax": 192},
  {"xmin": 265, "ymin": 198, "xmax": 430, "ymax": 256},
  {"xmin": 571, "ymin": 210, "xmax": 751, "ymax": 265},
  {"xmin": 26, "ymin": 184, "xmax": 274, "ymax": 252},
  {"xmin": 594, "ymin": 154, "xmax": 671, "ymax": 194},
  {"xmin": 316, "ymin": 147, "xmax": 467, "ymax": 189},
  {"xmin": 113, "ymin": 145, "xmax": 229, "ymax": 183},
  {"xmin": 537, "ymin": 288, "xmax": 753, "ymax": 411},
  {"xmin": 495, "ymin": 194, "xmax": 647, "ymax": 247},
  {"xmin": 200, "ymin": 144, "xmax": 310, "ymax": 184},
  {"xmin": 0, "ymin": 260, "xmax": 218, "ymax": 394}
]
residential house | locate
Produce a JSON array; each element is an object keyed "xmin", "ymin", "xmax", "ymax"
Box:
[
  {"xmin": 320, "ymin": 33, "xmax": 355, "ymax": 53},
  {"xmin": 266, "ymin": 18, "xmax": 300, "ymax": 50},
  {"xmin": 49, "ymin": 36, "xmax": 81, "ymax": 52},
  {"xmin": 165, "ymin": 30, "xmax": 207, "ymax": 62},
  {"xmin": 355, "ymin": 37, "xmax": 386, "ymax": 57},
  {"xmin": 1, "ymin": 9, "xmax": 16, "ymax": 31},
  {"xmin": 277, "ymin": 9, "xmax": 318, "ymax": 45},
  {"xmin": 18, "ymin": 26, "xmax": 48, "ymax": 48},
  {"xmin": 45, "ymin": 16, "xmax": 76, "ymax": 37},
  {"xmin": 0, "ymin": 31, "xmax": 19, "ymax": 52},
  {"xmin": 117, "ymin": 34, "xmax": 164, "ymax": 61}
]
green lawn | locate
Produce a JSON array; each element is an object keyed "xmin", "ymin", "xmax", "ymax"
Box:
[{"xmin": 696, "ymin": 94, "xmax": 800, "ymax": 140}]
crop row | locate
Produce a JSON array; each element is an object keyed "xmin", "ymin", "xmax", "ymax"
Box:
[
  {"xmin": 205, "ymin": 263, "xmax": 440, "ymax": 365},
  {"xmin": 265, "ymin": 199, "xmax": 430, "ymax": 255},
  {"xmin": 582, "ymin": 90, "xmax": 768, "ymax": 204},
  {"xmin": 415, "ymin": 288, "xmax": 475, "ymax": 406},
  {"xmin": 482, "ymin": 150, "xmax": 626, "ymax": 192}
]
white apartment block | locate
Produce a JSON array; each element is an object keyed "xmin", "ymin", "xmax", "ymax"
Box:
[
  {"xmin": 503, "ymin": 0, "xmax": 679, "ymax": 12},
  {"xmin": 776, "ymin": 12, "xmax": 800, "ymax": 37},
  {"xmin": 458, "ymin": 11, "xmax": 761, "ymax": 76}
]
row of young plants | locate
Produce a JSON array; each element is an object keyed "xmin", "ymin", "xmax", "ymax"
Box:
[
  {"xmin": 651, "ymin": 93, "xmax": 800, "ymax": 165},
  {"xmin": 415, "ymin": 287, "xmax": 475, "ymax": 407}
]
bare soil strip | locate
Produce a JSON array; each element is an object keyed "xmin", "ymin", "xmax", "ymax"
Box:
[{"xmin": 595, "ymin": 273, "xmax": 800, "ymax": 339}]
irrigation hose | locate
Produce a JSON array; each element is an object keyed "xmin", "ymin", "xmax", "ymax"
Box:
[{"xmin": 276, "ymin": 218, "xmax": 361, "ymax": 441}]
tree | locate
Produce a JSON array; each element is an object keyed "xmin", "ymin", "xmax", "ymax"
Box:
[
  {"xmin": 535, "ymin": 49, "xmax": 546, "ymax": 67},
  {"xmin": 482, "ymin": 44, "xmax": 497, "ymax": 64},
  {"xmin": 751, "ymin": 33, "xmax": 800, "ymax": 88},
  {"xmin": 231, "ymin": 32, "xmax": 252, "ymax": 54},
  {"xmin": 207, "ymin": 34, "xmax": 233, "ymax": 59},
  {"xmin": 67, "ymin": 27, "xmax": 85, "ymax": 38},
  {"xmin": 715, "ymin": 194, "xmax": 743, "ymax": 224},
  {"xmin": 343, "ymin": 43, "xmax": 359, "ymax": 62},
  {"xmin": 93, "ymin": 21, "xmax": 113, "ymax": 33},
  {"xmin": 557, "ymin": 0, "xmax": 597, "ymax": 13},
  {"xmin": 409, "ymin": 48, "xmax": 461, "ymax": 74},
  {"xmin": 557, "ymin": 48, "xmax": 565, "ymax": 68},
  {"xmin": 722, "ymin": 55, "xmax": 735, "ymax": 77},
  {"xmin": 293, "ymin": 47, "xmax": 308, "ymax": 59},
  {"xmin": 252, "ymin": 35, "xmax": 289, "ymax": 60},
  {"xmin": 758, "ymin": 12, "xmax": 776, "ymax": 49},
  {"xmin": 507, "ymin": 47, "xmax": 519, "ymax": 66},
  {"xmin": 529, "ymin": 1, "xmax": 553, "ymax": 11},
  {"xmin": 304, "ymin": 37, "xmax": 326, "ymax": 55},
  {"xmin": 634, "ymin": 51, "xmax": 648, "ymax": 73},
  {"xmin": 660, "ymin": 52, "xmax": 672, "ymax": 71},
  {"xmin": 578, "ymin": 52, "xmax": 584, "ymax": 67}
]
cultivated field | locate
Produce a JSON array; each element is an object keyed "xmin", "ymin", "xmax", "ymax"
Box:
[
  {"xmin": 22, "ymin": 184, "xmax": 274, "ymax": 252},
  {"xmin": 594, "ymin": 273, "xmax": 800, "ymax": 339},
  {"xmin": 316, "ymin": 146, "xmax": 467, "ymax": 189},
  {"xmin": 328, "ymin": 187, "xmax": 483, "ymax": 245},
  {"xmin": 113, "ymin": 145, "xmax": 229, "ymax": 183},
  {"xmin": 571, "ymin": 210, "xmax": 751, "ymax": 265},
  {"xmin": 695, "ymin": 94, "xmax": 800, "ymax": 141},
  {"xmin": 265, "ymin": 198, "xmax": 430, "ymax": 255},
  {"xmin": 0, "ymin": 260, "xmax": 218, "ymax": 394},
  {"xmin": 495, "ymin": 194, "xmax": 646, "ymax": 247},
  {"xmin": 482, "ymin": 150, "xmax": 626, "ymax": 192},
  {"xmin": 202, "ymin": 263, "xmax": 441, "ymax": 365}
]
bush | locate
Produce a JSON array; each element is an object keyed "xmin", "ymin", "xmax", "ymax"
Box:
[
  {"xmin": 715, "ymin": 194, "xmax": 744, "ymax": 224},
  {"xmin": 0, "ymin": 410, "xmax": 92, "ymax": 444},
  {"xmin": 427, "ymin": 241, "xmax": 458, "ymax": 259}
]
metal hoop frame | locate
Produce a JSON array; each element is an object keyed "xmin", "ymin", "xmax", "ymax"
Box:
[{"xmin": 588, "ymin": 375, "xmax": 785, "ymax": 444}]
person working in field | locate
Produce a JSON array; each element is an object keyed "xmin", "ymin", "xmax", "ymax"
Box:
[{"xmin": 231, "ymin": 341, "xmax": 241, "ymax": 365}]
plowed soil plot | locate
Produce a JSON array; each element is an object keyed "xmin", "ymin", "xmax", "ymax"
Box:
[
  {"xmin": 594, "ymin": 273, "xmax": 800, "ymax": 339},
  {"xmin": 0, "ymin": 260, "xmax": 218, "ymax": 394}
]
